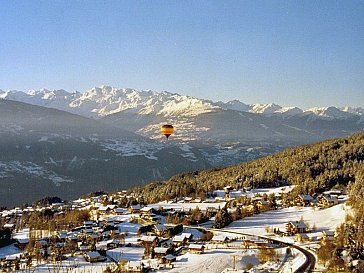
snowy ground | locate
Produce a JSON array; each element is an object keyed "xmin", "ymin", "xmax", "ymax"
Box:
[
  {"xmin": 226, "ymin": 203, "xmax": 348, "ymax": 236},
  {"xmin": 0, "ymin": 201, "xmax": 348, "ymax": 273},
  {"xmin": 158, "ymin": 249, "xmax": 260, "ymax": 273}
]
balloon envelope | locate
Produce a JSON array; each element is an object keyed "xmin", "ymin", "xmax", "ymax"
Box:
[{"xmin": 161, "ymin": 124, "xmax": 174, "ymax": 139}]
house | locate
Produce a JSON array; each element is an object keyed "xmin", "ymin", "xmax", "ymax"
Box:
[
  {"xmin": 172, "ymin": 233, "xmax": 193, "ymax": 246},
  {"xmin": 228, "ymin": 190, "xmax": 243, "ymax": 199},
  {"xmin": 188, "ymin": 244, "xmax": 205, "ymax": 254},
  {"xmin": 107, "ymin": 238, "xmax": 121, "ymax": 249},
  {"xmin": 257, "ymin": 200, "xmax": 270, "ymax": 211},
  {"xmin": 84, "ymin": 251, "xmax": 107, "ymax": 263},
  {"xmin": 319, "ymin": 196, "xmax": 338, "ymax": 207},
  {"xmin": 161, "ymin": 254, "xmax": 176, "ymax": 265},
  {"xmin": 15, "ymin": 238, "xmax": 29, "ymax": 250},
  {"xmin": 296, "ymin": 233, "xmax": 311, "ymax": 243},
  {"xmin": 129, "ymin": 204, "xmax": 142, "ymax": 213},
  {"xmin": 114, "ymin": 208, "xmax": 126, "ymax": 215},
  {"xmin": 320, "ymin": 230, "xmax": 335, "ymax": 245},
  {"xmin": 153, "ymin": 247, "xmax": 169, "ymax": 259},
  {"xmin": 286, "ymin": 221, "xmax": 308, "ymax": 234},
  {"xmin": 84, "ymin": 221, "xmax": 94, "ymax": 227},
  {"xmin": 211, "ymin": 235, "xmax": 231, "ymax": 244},
  {"xmin": 140, "ymin": 206, "xmax": 153, "ymax": 215},
  {"xmin": 139, "ymin": 235, "xmax": 159, "ymax": 247},
  {"xmin": 295, "ymin": 195, "xmax": 313, "ymax": 206}
]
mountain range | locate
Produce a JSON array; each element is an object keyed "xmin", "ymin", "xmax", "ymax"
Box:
[{"xmin": 0, "ymin": 86, "xmax": 363, "ymax": 206}]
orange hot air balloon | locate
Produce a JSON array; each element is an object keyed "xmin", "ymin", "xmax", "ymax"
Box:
[{"xmin": 161, "ymin": 124, "xmax": 174, "ymax": 139}]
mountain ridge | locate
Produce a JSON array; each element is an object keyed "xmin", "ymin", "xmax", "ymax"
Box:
[{"xmin": 1, "ymin": 86, "xmax": 363, "ymax": 120}]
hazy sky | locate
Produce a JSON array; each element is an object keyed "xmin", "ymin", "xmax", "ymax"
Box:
[{"xmin": 1, "ymin": 1, "xmax": 363, "ymax": 108}]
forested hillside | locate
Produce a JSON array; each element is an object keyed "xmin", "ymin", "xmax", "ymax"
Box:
[
  {"xmin": 133, "ymin": 131, "xmax": 364, "ymax": 266},
  {"xmin": 133, "ymin": 132, "xmax": 364, "ymax": 203}
]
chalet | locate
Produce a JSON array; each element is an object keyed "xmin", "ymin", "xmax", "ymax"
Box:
[
  {"xmin": 129, "ymin": 204, "xmax": 142, "ymax": 213},
  {"xmin": 172, "ymin": 233, "xmax": 193, "ymax": 246},
  {"xmin": 57, "ymin": 230, "xmax": 68, "ymax": 241},
  {"xmin": 211, "ymin": 235, "xmax": 231, "ymax": 244},
  {"xmin": 322, "ymin": 230, "xmax": 335, "ymax": 239},
  {"xmin": 286, "ymin": 221, "xmax": 308, "ymax": 235},
  {"xmin": 78, "ymin": 244, "xmax": 91, "ymax": 252},
  {"xmin": 114, "ymin": 208, "xmax": 126, "ymax": 215},
  {"xmin": 139, "ymin": 235, "xmax": 159, "ymax": 247},
  {"xmin": 243, "ymin": 239, "xmax": 267, "ymax": 249},
  {"xmin": 161, "ymin": 254, "xmax": 176, "ymax": 265},
  {"xmin": 296, "ymin": 233, "xmax": 310, "ymax": 243},
  {"xmin": 107, "ymin": 238, "xmax": 121, "ymax": 249},
  {"xmin": 152, "ymin": 224, "xmax": 168, "ymax": 236},
  {"xmin": 84, "ymin": 251, "xmax": 107, "ymax": 263},
  {"xmin": 295, "ymin": 195, "xmax": 313, "ymax": 206},
  {"xmin": 83, "ymin": 227, "xmax": 94, "ymax": 234},
  {"xmin": 188, "ymin": 243, "xmax": 205, "ymax": 254},
  {"xmin": 96, "ymin": 238, "xmax": 121, "ymax": 251},
  {"xmin": 320, "ymin": 230, "xmax": 335, "ymax": 245},
  {"xmin": 319, "ymin": 196, "xmax": 338, "ymax": 207},
  {"xmin": 140, "ymin": 206, "xmax": 153, "ymax": 215},
  {"xmin": 213, "ymin": 190, "xmax": 227, "ymax": 199},
  {"xmin": 257, "ymin": 200, "xmax": 270, "ymax": 211},
  {"xmin": 153, "ymin": 247, "xmax": 169, "ymax": 259},
  {"xmin": 15, "ymin": 238, "xmax": 29, "ymax": 250},
  {"xmin": 228, "ymin": 190, "xmax": 243, "ymax": 199},
  {"xmin": 98, "ymin": 206, "xmax": 111, "ymax": 214},
  {"xmin": 84, "ymin": 221, "xmax": 94, "ymax": 227}
]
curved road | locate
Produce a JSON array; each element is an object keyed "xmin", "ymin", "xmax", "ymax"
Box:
[{"xmin": 194, "ymin": 226, "xmax": 316, "ymax": 273}]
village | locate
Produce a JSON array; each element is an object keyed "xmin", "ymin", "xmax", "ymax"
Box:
[{"xmin": 0, "ymin": 185, "xmax": 348, "ymax": 273}]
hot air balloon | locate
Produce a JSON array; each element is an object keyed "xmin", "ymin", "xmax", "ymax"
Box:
[{"xmin": 161, "ymin": 124, "xmax": 174, "ymax": 139}]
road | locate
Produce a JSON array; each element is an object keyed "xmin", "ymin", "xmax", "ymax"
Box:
[{"xmin": 188, "ymin": 225, "xmax": 316, "ymax": 273}]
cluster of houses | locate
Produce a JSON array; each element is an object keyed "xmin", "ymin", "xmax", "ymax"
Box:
[
  {"xmin": 294, "ymin": 190, "xmax": 342, "ymax": 208},
  {"xmin": 0, "ymin": 186, "xmax": 346, "ymax": 272},
  {"xmin": 0, "ymin": 190, "xmax": 284, "ymax": 272}
]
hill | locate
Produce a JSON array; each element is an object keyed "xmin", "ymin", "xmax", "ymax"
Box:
[
  {"xmin": 0, "ymin": 100, "xmax": 210, "ymax": 206},
  {"xmin": 132, "ymin": 131, "xmax": 364, "ymax": 203}
]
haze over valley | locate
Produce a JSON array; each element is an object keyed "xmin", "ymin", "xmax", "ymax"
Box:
[{"xmin": 0, "ymin": 87, "xmax": 363, "ymax": 206}]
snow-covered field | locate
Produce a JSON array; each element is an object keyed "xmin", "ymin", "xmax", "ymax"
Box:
[
  {"xmin": 0, "ymin": 200, "xmax": 349, "ymax": 273},
  {"xmin": 226, "ymin": 203, "xmax": 348, "ymax": 236}
]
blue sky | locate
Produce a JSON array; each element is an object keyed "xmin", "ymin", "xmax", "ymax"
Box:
[{"xmin": 0, "ymin": 1, "xmax": 363, "ymax": 108}]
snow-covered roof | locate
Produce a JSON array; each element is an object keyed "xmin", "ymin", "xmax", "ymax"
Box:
[
  {"xmin": 298, "ymin": 194, "xmax": 313, "ymax": 201},
  {"xmin": 188, "ymin": 243, "xmax": 204, "ymax": 249},
  {"xmin": 289, "ymin": 221, "xmax": 307, "ymax": 228},
  {"xmin": 140, "ymin": 235, "xmax": 158, "ymax": 242},
  {"xmin": 154, "ymin": 247, "xmax": 168, "ymax": 254}
]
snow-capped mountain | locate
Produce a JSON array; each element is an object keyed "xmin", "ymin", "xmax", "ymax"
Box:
[
  {"xmin": 304, "ymin": 106, "xmax": 358, "ymax": 119},
  {"xmin": 1, "ymin": 85, "xmax": 363, "ymax": 121},
  {"xmin": 1, "ymin": 86, "xmax": 363, "ymax": 145}
]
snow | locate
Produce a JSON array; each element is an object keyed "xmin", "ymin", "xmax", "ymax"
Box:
[
  {"xmin": 304, "ymin": 106, "xmax": 356, "ymax": 119},
  {"xmin": 226, "ymin": 203, "xmax": 347, "ymax": 236},
  {"xmin": 4, "ymin": 86, "xmax": 360, "ymax": 123},
  {"xmin": 107, "ymin": 247, "xmax": 144, "ymax": 262},
  {"xmin": 147, "ymin": 201, "xmax": 227, "ymax": 213},
  {"xmin": 100, "ymin": 139, "xmax": 163, "ymax": 160},
  {"xmin": 162, "ymin": 250, "xmax": 260, "ymax": 273},
  {"xmin": 0, "ymin": 161, "xmax": 73, "ymax": 185}
]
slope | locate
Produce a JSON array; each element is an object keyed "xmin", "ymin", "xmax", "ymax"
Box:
[
  {"xmin": 132, "ymin": 131, "xmax": 364, "ymax": 203},
  {"xmin": 0, "ymin": 100, "xmax": 210, "ymax": 207}
]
